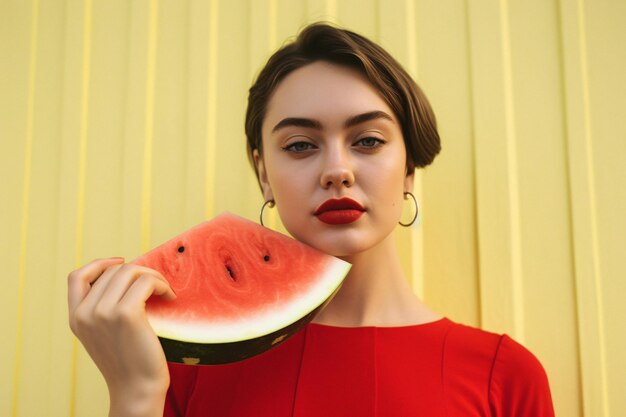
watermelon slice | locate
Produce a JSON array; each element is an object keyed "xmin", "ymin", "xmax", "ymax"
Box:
[{"xmin": 130, "ymin": 212, "xmax": 350, "ymax": 365}]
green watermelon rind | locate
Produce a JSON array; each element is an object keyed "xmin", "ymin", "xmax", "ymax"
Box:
[
  {"xmin": 156, "ymin": 283, "xmax": 343, "ymax": 365},
  {"xmin": 146, "ymin": 257, "xmax": 350, "ymax": 344}
]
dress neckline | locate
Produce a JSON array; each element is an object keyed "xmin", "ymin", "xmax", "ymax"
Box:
[{"xmin": 307, "ymin": 317, "xmax": 450, "ymax": 331}]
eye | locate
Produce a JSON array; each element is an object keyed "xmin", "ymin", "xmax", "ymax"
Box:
[
  {"xmin": 354, "ymin": 137, "xmax": 385, "ymax": 148},
  {"xmin": 282, "ymin": 141, "xmax": 317, "ymax": 153}
]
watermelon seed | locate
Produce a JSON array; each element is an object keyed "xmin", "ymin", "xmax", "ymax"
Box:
[
  {"xmin": 178, "ymin": 246, "xmax": 185, "ymax": 253},
  {"xmin": 226, "ymin": 266, "xmax": 236, "ymax": 281},
  {"xmin": 263, "ymin": 255, "xmax": 270, "ymax": 262}
]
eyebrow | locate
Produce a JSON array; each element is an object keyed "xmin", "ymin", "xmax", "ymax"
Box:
[{"xmin": 271, "ymin": 110, "xmax": 394, "ymax": 133}]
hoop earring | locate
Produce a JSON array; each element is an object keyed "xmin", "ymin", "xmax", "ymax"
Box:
[
  {"xmin": 398, "ymin": 192, "xmax": 419, "ymax": 227},
  {"xmin": 259, "ymin": 199, "xmax": 275, "ymax": 227}
]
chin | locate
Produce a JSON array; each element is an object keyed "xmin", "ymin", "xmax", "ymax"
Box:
[
  {"xmin": 296, "ymin": 234, "xmax": 373, "ymax": 258},
  {"xmin": 282, "ymin": 217, "xmax": 394, "ymax": 259}
]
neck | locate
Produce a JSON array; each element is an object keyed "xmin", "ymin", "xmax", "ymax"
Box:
[{"xmin": 311, "ymin": 232, "xmax": 441, "ymax": 327}]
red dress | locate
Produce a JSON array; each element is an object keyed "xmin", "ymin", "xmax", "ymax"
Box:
[{"xmin": 164, "ymin": 318, "xmax": 554, "ymax": 416}]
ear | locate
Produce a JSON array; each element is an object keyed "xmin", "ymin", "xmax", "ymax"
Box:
[
  {"xmin": 403, "ymin": 170, "xmax": 415, "ymax": 194},
  {"xmin": 253, "ymin": 149, "xmax": 274, "ymax": 202}
]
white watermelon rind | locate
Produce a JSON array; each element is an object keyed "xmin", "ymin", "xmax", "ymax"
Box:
[{"xmin": 146, "ymin": 257, "xmax": 350, "ymax": 344}]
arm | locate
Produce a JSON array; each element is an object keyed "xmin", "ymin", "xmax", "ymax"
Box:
[{"xmin": 67, "ymin": 258, "xmax": 177, "ymax": 417}]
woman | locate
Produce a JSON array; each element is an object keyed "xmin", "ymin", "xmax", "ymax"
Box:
[{"xmin": 68, "ymin": 23, "xmax": 554, "ymax": 416}]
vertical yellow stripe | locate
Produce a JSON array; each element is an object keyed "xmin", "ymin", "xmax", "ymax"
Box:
[
  {"xmin": 464, "ymin": 0, "xmax": 482, "ymax": 327},
  {"xmin": 268, "ymin": 0, "xmax": 276, "ymax": 49},
  {"xmin": 267, "ymin": 0, "xmax": 279, "ymax": 230},
  {"xmin": 577, "ymin": 0, "xmax": 609, "ymax": 413},
  {"xmin": 325, "ymin": 0, "xmax": 337, "ymax": 21},
  {"xmin": 69, "ymin": 0, "xmax": 92, "ymax": 416},
  {"xmin": 498, "ymin": 0, "xmax": 524, "ymax": 342},
  {"xmin": 405, "ymin": 0, "xmax": 417, "ymax": 76},
  {"xmin": 404, "ymin": 0, "xmax": 424, "ymax": 299},
  {"xmin": 373, "ymin": 0, "xmax": 380, "ymax": 39},
  {"xmin": 141, "ymin": 0, "xmax": 159, "ymax": 253},
  {"xmin": 205, "ymin": 0, "xmax": 218, "ymax": 219},
  {"xmin": 12, "ymin": 1, "xmax": 39, "ymax": 415}
]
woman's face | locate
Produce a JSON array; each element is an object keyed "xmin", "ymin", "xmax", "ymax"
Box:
[{"xmin": 255, "ymin": 61, "xmax": 413, "ymax": 257}]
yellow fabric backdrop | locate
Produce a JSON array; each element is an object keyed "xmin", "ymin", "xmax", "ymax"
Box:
[{"xmin": 1, "ymin": 1, "xmax": 624, "ymax": 416}]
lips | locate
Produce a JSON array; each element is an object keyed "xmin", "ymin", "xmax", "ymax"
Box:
[{"xmin": 314, "ymin": 198, "xmax": 365, "ymax": 225}]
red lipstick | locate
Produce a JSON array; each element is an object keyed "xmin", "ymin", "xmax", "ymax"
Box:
[{"xmin": 314, "ymin": 198, "xmax": 365, "ymax": 225}]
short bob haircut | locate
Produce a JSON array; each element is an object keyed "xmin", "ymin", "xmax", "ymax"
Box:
[{"xmin": 245, "ymin": 22, "xmax": 441, "ymax": 183}]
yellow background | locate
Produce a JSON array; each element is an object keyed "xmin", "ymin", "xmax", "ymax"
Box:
[{"xmin": 1, "ymin": 0, "xmax": 624, "ymax": 416}]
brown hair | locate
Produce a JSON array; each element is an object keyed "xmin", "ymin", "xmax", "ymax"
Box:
[{"xmin": 245, "ymin": 22, "xmax": 441, "ymax": 182}]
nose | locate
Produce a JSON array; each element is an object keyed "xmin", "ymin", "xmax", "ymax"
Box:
[{"xmin": 319, "ymin": 146, "xmax": 355, "ymax": 189}]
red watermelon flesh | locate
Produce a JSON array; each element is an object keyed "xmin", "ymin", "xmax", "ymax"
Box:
[{"xmin": 131, "ymin": 212, "xmax": 350, "ymax": 364}]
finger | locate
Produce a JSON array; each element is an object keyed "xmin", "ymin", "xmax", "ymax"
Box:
[
  {"xmin": 68, "ymin": 257, "xmax": 125, "ymax": 316},
  {"xmin": 78, "ymin": 263, "xmax": 125, "ymax": 312},
  {"xmin": 119, "ymin": 274, "xmax": 177, "ymax": 313},
  {"xmin": 96, "ymin": 265, "xmax": 175, "ymax": 310}
]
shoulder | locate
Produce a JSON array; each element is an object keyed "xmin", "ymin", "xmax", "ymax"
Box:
[
  {"xmin": 443, "ymin": 320, "xmax": 554, "ymax": 417},
  {"xmin": 488, "ymin": 334, "xmax": 555, "ymax": 416},
  {"xmin": 442, "ymin": 320, "xmax": 501, "ymax": 367}
]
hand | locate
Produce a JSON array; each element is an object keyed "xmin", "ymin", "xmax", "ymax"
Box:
[{"xmin": 68, "ymin": 257, "xmax": 176, "ymax": 416}]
